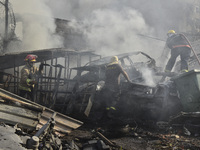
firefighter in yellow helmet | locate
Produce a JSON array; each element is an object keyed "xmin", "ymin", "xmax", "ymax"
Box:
[
  {"xmin": 19, "ymin": 54, "xmax": 43, "ymax": 101},
  {"xmin": 167, "ymin": 30, "xmax": 175, "ymax": 34},
  {"xmin": 101, "ymin": 56, "xmax": 131, "ymax": 119},
  {"xmin": 164, "ymin": 30, "xmax": 191, "ymax": 73},
  {"xmin": 105, "ymin": 56, "xmax": 131, "ymax": 90}
]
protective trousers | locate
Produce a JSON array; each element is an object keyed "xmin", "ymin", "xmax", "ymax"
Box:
[{"xmin": 165, "ymin": 47, "xmax": 191, "ymax": 72}]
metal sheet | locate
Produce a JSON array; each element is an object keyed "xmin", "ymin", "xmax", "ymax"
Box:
[
  {"xmin": 0, "ymin": 48, "xmax": 97, "ymax": 70},
  {"xmin": 0, "ymin": 103, "xmax": 40, "ymax": 129},
  {"xmin": 0, "ymin": 88, "xmax": 83, "ymax": 135}
]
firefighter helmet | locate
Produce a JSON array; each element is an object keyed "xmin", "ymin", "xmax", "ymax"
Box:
[
  {"xmin": 110, "ymin": 56, "xmax": 118, "ymax": 63},
  {"xmin": 167, "ymin": 30, "xmax": 175, "ymax": 34},
  {"xmin": 24, "ymin": 54, "xmax": 37, "ymax": 62}
]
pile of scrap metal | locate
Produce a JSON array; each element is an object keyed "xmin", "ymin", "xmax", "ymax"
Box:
[
  {"xmin": 169, "ymin": 111, "xmax": 200, "ymax": 136},
  {"xmin": 0, "ymin": 87, "xmax": 83, "ymax": 149}
]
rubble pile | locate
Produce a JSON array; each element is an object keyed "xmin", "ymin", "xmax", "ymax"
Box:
[
  {"xmin": 60, "ymin": 122, "xmax": 200, "ymax": 150},
  {"xmin": 1, "ymin": 118, "xmax": 200, "ymax": 150}
]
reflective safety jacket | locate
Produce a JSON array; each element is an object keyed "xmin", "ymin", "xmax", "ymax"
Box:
[
  {"xmin": 166, "ymin": 34, "xmax": 191, "ymax": 50},
  {"xmin": 19, "ymin": 64, "xmax": 39, "ymax": 92}
]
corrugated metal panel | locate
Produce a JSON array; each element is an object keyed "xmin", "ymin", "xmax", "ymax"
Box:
[
  {"xmin": 0, "ymin": 103, "xmax": 40, "ymax": 130},
  {"xmin": 0, "ymin": 88, "xmax": 83, "ymax": 135},
  {"xmin": 0, "ymin": 48, "xmax": 97, "ymax": 70},
  {"xmin": 0, "ymin": 48, "xmax": 75, "ymax": 70}
]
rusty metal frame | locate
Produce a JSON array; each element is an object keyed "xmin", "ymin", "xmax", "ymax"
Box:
[{"xmin": 0, "ymin": 49, "xmax": 101, "ymax": 111}]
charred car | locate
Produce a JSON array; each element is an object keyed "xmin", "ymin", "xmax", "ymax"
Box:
[{"xmin": 63, "ymin": 51, "xmax": 182, "ymax": 124}]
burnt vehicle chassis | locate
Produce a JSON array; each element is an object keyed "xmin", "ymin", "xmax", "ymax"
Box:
[
  {"xmin": 63, "ymin": 52, "xmax": 183, "ymax": 125},
  {"xmin": 65, "ymin": 81, "xmax": 182, "ymax": 124},
  {"xmin": 0, "ymin": 49, "xmax": 193, "ymax": 129}
]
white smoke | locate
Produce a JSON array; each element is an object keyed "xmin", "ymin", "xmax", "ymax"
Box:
[
  {"xmin": 8, "ymin": 0, "xmax": 192, "ymax": 84},
  {"xmin": 140, "ymin": 67, "xmax": 156, "ymax": 87},
  {"xmin": 46, "ymin": 0, "xmax": 192, "ymax": 58},
  {"xmin": 9, "ymin": 0, "xmax": 193, "ymax": 57},
  {"xmin": 9, "ymin": 0, "xmax": 63, "ymax": 51},
  {"xmin": 81, "ymin": 7, "xmax": 155, "ymax": 56},
  {"xmin": 56, "ymin": 2, "xmax": 163, "ymax": 58},
  {"xmin": 46, "ymin": 0, "xmax": 166, "ymax": 85}
]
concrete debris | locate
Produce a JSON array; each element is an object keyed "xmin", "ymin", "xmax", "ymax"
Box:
[{"xmin": 0, "ymin": 124, "xmax": 26, "ymax": 150}]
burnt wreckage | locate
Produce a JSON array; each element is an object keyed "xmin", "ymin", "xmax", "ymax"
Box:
[
  {"xmin": 0, "ymin": 48, "xmax": 200, "ymax": 149},
  {"xmin": 1, "ymin": 49, "xmax": 200, "ymax": 134},
  {"xmin": 64, "ymin": 51, "xmax": 181, "ymax": 122},
  {"xmin": 62, "ymin": 51, "xmax": 200, "ymax": 132},
  {"xmin": 0, "ymin": 0, "xmax": 198, "ymax": 133}
]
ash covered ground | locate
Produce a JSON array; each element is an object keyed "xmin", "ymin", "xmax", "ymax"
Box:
[{"xmin": 62, "ymin": 119, "xmax": 200, "ymax": 150}]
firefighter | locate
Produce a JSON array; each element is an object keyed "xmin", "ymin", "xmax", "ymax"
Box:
[
  {"xmin": 19, "ymin": 54, "xmax": 43, "ymax": 101},
  {"xmin": 102, "ymin": 56, "xmax": 131, "ymax": 118},
  {"xmin": 105, "ymin": 56, "xmax": 131, "ymax": 91},
  {"xmin": 164, "ymin": 30, "xmax": 191, "ymax": 73}
]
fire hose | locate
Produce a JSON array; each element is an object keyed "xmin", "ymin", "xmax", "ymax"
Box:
[{"xmin": 180, "ymin": 33, "xmax": 200, "ymax": 66}]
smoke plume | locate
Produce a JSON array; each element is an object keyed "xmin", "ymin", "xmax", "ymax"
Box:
[
  {"xmin": 9, "ymin": 0, "xmax": 195, "ymax": 85},
  {"xmin": 46, "ymin": 0, "xmax": 194, "ymax": 85},
  {"xmin": 47, "ymin": 0, "xmax": 192, "ymax": 58},
  {"xmin": 9, "ymin": 0, "xmax": 63, "ymax": 51}
]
